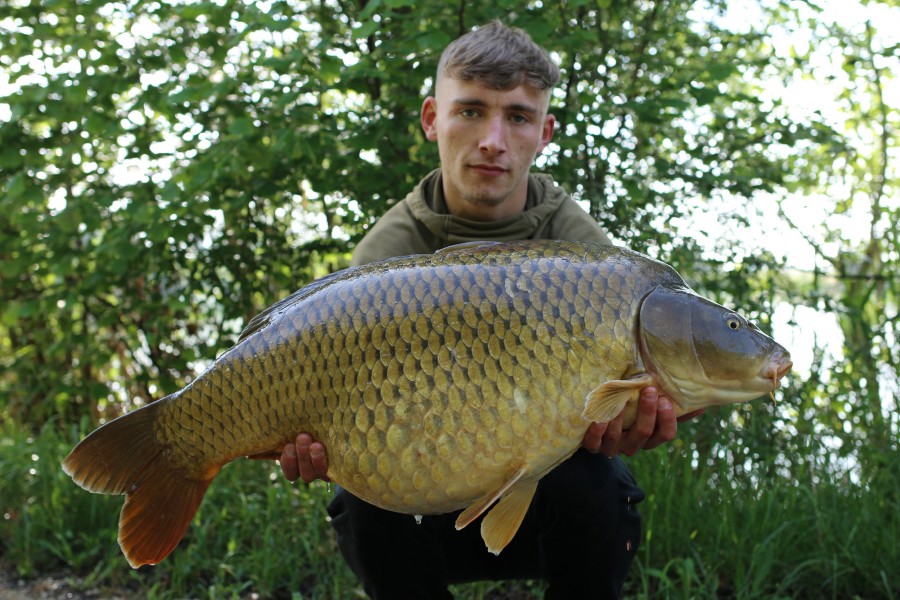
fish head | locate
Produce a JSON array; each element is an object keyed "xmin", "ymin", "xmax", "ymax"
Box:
[{"xmin": 637, "ymin": 286, "xmax": 793, "ymax": 412}]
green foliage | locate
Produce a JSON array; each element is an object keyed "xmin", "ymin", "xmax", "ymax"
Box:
[
  {"xmin": 767, "ymin": 3, "xmax": 899, "ymax": 479},
  {"xmin": 0, "ymin": 0, "xmax": 841, "ymax": 428},
  {"xmin": 1, "ymin": 418, "xmax": 129, "ymax": 586},
  {"xmin": 1, "ymin": 0, "xmax": 898, "ymax": 597}
]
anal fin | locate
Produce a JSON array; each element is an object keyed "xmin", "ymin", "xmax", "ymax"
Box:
[
  {"xmin": 480, "ymin": 480, "xmax": 539, "ymax": 555},
  {"xmin": 455, "ymin": 466, "xmax": 527, "ymax": 531}
]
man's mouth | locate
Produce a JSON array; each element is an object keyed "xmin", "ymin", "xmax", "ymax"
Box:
[{"xmin": 470, "ymin": 164, "xmax": 507, "ymax": 176}]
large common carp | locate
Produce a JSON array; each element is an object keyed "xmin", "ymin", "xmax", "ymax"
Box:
[{"xmin": 63, "ymin": 240, "xmax": 792, "ymax": 568}]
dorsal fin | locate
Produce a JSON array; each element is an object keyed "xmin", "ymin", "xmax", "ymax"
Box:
[
  {"xmin": 238, "ymin": 267, "xmax": 361, "ymax": 342},
  {"xmin": 437, "ymin": 241, "xmax": 504, "ymax": 254}
]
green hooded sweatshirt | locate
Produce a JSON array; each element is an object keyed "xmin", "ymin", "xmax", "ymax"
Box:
[{"xmin": 351, "ymin": 169, "xmax": 612, "ymax": 266}]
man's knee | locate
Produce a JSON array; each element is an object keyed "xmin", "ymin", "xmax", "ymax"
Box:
[
  {"xmin": 534, "ymin": 452, "xmax": 643, "ymax": 597},
  {"xmin": 537, "ymin": 451, "xmax": 643, "ymax": 518},
  {"xmin": 327, "ymin": 487, "xmax": 454, "ymax": 599}
]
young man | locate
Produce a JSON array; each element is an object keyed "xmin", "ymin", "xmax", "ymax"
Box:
[{"xmin": 280, "ymin": 21, "xmax": 695, "ymax": 599}]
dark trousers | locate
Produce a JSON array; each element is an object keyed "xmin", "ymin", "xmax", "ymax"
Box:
[{"xmin": 327, "ymin": 449, "xmax": 644, "ymax": 599}]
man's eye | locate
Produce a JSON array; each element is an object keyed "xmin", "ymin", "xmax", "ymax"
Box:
[
  {"xmin": 460, "ymin": 109, "xmax": 480, "ymax": 118},
  {"xmin": 509, "ymin": 114, "xmax": 529, "ymax": 124}
]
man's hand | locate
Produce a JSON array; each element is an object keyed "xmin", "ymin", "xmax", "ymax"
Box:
[
  {"xmin": 581, "ymin": 386, "xmax": 704, "ymax": 457},
  {"xmin": 280, "ymin": 433, "xmax": 330, "ymax": 483}
]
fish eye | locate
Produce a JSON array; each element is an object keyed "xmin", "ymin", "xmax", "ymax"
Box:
[{"xmin": 725, "ymin": 315, "xmax": 742, "ymax": 330}]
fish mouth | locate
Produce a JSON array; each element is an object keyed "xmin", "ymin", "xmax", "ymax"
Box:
[
  {"xmin": 666, "ymin": 351, "xmax": 794, "ymax": 410},
  {"xmin": 762, "ymin": 353, "xmax": 793, "ymax": 395}
]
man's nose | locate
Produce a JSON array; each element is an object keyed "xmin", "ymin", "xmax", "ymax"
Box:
[{"xmin": 479, "ymin": 117, "xmax": 507, "ymax": 154}]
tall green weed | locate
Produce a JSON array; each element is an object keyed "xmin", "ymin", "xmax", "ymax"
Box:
[
  {"xmin": 1, "ymin": 418, "xmax": 896, "ymax": 599},
  {"xmin": 626, "ymin": 419, "xmax": 899, "ymax": 599}
]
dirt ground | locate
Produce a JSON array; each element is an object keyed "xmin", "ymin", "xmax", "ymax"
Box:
[
  {"xmin": 0, "ymin": 560, "xmax": 543, "ymax": 599},
  {"xmin": 0, "ymin": 562, "xmax": 129, "ymax": 600}
]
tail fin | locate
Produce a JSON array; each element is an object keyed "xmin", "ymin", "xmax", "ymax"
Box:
[{"xmin": 62, "ymin": 398, "xmax": 218, "ymax": 568}]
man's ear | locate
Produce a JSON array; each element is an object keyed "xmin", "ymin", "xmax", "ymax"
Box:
[
  {"xmin": 421, "ymin": 96, "xmax": 438, "ymax": 141},
  {"xmin": 539, "ymin": 113, "xmax": 556, "ymax": 152}
]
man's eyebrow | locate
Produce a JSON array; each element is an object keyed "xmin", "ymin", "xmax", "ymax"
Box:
[{"xmin": 451, "ymin": 98, "xmax": 539, "ymax": 114}]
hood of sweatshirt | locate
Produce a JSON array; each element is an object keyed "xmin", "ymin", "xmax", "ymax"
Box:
[{"xmin": 405, "ymin": 169, "xmax": 569, "ymax": 244}]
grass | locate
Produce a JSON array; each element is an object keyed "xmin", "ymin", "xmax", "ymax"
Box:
[
  {"xmin": 625, "ymin": 436, "xmax": 899, "ymax": 600},
  {"xmin": 1, "ymin": 418, "xmax": 897, "ymax": 599},
  {"xmin": 1, "ymin": 418, "xmax": 356, "ymax": 598}
]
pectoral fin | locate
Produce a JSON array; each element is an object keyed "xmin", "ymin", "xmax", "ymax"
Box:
[
  {"xmin": 455, "ymin": 466, "xmax": 527, "ymax": 530},
  {"xmin": 583, "ymin": 374, "xmax": 655, "ymax": 423},
  {"xmin": 480, "ymin": 480, "xmax": 539, "ymax": 555}
]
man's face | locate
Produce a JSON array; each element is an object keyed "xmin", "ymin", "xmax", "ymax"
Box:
[{"xmin": 421, "ymin": 76, "xmax": 555, "ymax": 221}]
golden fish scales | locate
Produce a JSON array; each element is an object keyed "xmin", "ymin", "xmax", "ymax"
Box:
[{"xmin": 158, "ymin": 242, "xmax": 645, "ymax": 510}]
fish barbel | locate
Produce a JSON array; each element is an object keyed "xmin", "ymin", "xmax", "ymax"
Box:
[{"xmin": 62, "ymin": 240, "xmax": 792, "ymax": 567}]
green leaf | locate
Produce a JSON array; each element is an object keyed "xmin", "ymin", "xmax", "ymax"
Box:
[
  {"xmin": 4, "ymin": 173, "xmax": 27, "ymax": 200},
  {"xmin": 229, "ymin": 118, "xmax": 256, "ymax": 137},
  {"xmin": 353, "ymin": 19, "xmax": 379, "ymax": 40},
  {"xmin": 706, "ymin": 62, "xmax": 738, "ymax": 81},
  {"xmin": 0, "ymin": 147, "xmax": 24, "ymax": 169},
  {"xmin": 359, "ymin": 0, "xmax": 384, "ymax": 19}
]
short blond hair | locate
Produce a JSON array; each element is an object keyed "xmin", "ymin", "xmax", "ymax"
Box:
[{"xmin": 437, "ymin": 20, "xmax": 560, "ymax": 91}]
